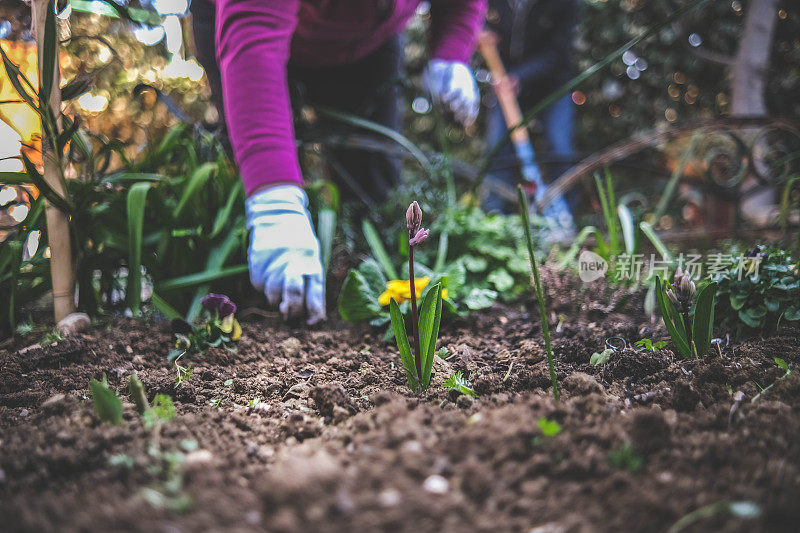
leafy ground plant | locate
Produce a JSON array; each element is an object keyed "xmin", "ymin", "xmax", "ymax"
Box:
[
  {"xmin": 389, "ymin": 202, "xmax": 443, "ymax": 393},
  {"xmin": 714, "ymin": 246, "xmax": 800, "ymax": 337},
  {"xmin": 518, "ymin": 186, "xmax": 559, "ymax": 401},
  {"xmin": 655, "ymin": 268, "xmax": 717, "ymax": 359},
  {"xmin": 634, "ymin": 339, "xmax": 668, "ymax": 352},
  {"xmin": 168, "ymin": 293, "xmax": 241, "ymax": 361},
  {"xmin": 443, "ymin": 371, "xmax": 478, "ymax": 398}
]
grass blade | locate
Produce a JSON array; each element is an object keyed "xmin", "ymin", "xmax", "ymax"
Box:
[
  {"xmin": 125, "ymin": 182, "xmax": 151, "ymax": 314},
  {"xmin": 317, "ymin": 207, "xmax": 336, "ymax": 278},
  {"xmin": 518, "ymin": 186, "xmax": 559, "ymax": 401},
  {"xmin": 692, "ymin": 282, "xmax": 717, "ymax": 358},
  {"xmin": 639, "ymin": 221, "xmax": 672, "ymax": 262},
  {"xmin": 173, "ymin": 163, "xmax": 215, "ymax": 220},
  {"xmin": 362, "ymin": 219, "xmax": 398, "ymax": 280},
  {"xmin": 40, "ymin": 0, "xmax": 57, "ymax": 104},
  {"xmin": 556, "ymin": 225, "xmax": 596, "ymax": 270},
  {"xmin": 390, "ymin": 298, "xmax": 419, "ymax": 391},
  {"xmin": 150, "ymin": 292, "xmax": 182, "ymax": 320},
  {"xmin": 655, "ymin": 276, "xmax": 692, "ymax": 358},
  {"xmin": 617, "ymin": 203, "xmax": 636, "ymax": 256},
  {"xmin": 156, "ymin": 264, "xmax": 248, "ymax": 292}
]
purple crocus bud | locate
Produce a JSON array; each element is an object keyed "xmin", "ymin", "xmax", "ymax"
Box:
[
  {"xmin": 666, "ymin": 288, "xmax": 679, "ymax": 307},
  {"xmin": 201, "ymin": 293, "xmax": 237, "ymax": 317},
  {"xmin": 406, "ymin": 201, "xmax": 422, "ymax": 231},
  {"xmin": 409, "ymin": 227, "xmax": 429, "ymax": 247}
]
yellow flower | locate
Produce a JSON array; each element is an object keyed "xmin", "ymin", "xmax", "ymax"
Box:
[{"xmin": 378, "ymin": 277, "xmax": 448, "ymax": 306}]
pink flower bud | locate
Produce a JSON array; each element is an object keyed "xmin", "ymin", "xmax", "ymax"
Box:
[
  {"xmin": 409, "ymin": 227, "xmax": 429, "ymax": 247},
  {"xmin": 406, "ymin": 201, "xmax": 422, "ymax": 231}
]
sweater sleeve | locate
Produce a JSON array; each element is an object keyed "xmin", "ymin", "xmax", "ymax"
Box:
[
  {"xmin": 428, "ymin": 0, "xmax": 487, "ymax": 63},
  {"xmin": 216, "ymin": 0, "xmax": 303, "ymax": 196}
]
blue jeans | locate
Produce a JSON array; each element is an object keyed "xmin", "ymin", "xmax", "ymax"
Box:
[{"xmin": 483, "ymin": 94, "xmax": 576, "ymax": 214}]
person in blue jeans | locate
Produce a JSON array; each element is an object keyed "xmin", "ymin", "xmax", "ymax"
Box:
[{"xmin": 482, "ymin": 0, "xmax": 580, "ymax": 214}]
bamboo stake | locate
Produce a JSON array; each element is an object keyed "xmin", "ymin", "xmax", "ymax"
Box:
[{"xmin": 32, "ymin": 0, "xmax": 75, "ymax": 321}]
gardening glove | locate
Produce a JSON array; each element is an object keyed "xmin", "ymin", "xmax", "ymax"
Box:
[
  {"xmin": 424, "ymin": 59, "xmax": 480, "ymax": 127},
  {"xmin": 246, "ymin": 184, "xmax": 326, "ymax": 325}
]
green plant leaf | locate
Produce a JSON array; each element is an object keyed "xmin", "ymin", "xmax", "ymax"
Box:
[
  {"xmin": 442, "ymin": 371, "xmax": 478, "ymax": 398},
  {"xmin": 337, "ymin": 269, "xmax": 383, "ymax": 323},
  {"xmin": 537, "ymin": 417, "xmax": 562, "ymax": 437},
  {"xmin": 775, "ymin": 357, "xmax": 789, "ymax": 372},
  {"xmin": 488, "ymin": 268, "xmax": 515, "ymax": 292},
  {"xmin": 125, "ymin": 181, "xmax": 151, "ymax": 315},
  {"xmin": 418, "ymin": 283, "xmax": 443, "ymax": 390},
  {"xmin": 317, "ymin": 207, "xmax": 336, "ymax": 277},
  {"xmin": 362, "ymin": 219, "xmax": 398, "ymax": 280},
  {"xmin": 785, "ymin": 306, "xmax": 800, "ymax": 322},
  {"xmin": 89, "ymin": 376, "xmax": 123, "ymax": 425},
  {"xmin": 173, "ymin": 163, "xmax": 215, "ymax": 220},
  {"xmin": 617, "ymin": 203, "xmax": 636, "ymax": 256},
  {"xmin": 691, "ymin": 281, "xmax": 717, "ymax": 358},
  {"xmin": 143, "ymin": 394, "xmax": 176, "ymax": 429},
  {"xmin": 128, "ymin": 373, "xmax": 149, "ymax": 415},
  {"xmin": 156, "ymin": 264, "xmax": 248, "ymax": 292},
  {"xmin": 738, "ymin": 308, "xmax": 764, "ymax": 329},
  {"xmin": 654, "ymin": 276, "xmax": 692, "ymax": 359},
  {"xmin": 729, "ymin": 293, "xmax": 748, "ymax": 310},
  {"xmin": 150, "ymin": 292, "xmax": 181, "ymax": 320},
  {"xmin": 40, "ymin": 0, "xmax": 57, "ymax": 104},
  {"xmin": 465, "ymin": 288, "xmax": 497, "ymax": 310},
  {"xmin": 590, "ymin": 348, "xmax": 614, "ymax": 366},
  {"xmin": 389, "ymin": 298, "xmax": 419, "ymax": 392}
]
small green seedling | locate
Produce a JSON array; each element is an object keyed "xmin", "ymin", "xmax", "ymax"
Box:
[
  {"xmin": 752, "ymin": 357, "xmax": 792, "ymax": 403},
  {"xmin": 223, "ymin": 378, "xmax": 234, "ymax": 387},
  {"xmin": 209, "ymin": 398, "xmax": 223, "ymax": 408},
  {"xmin": 15, "ymin": 322, "xmax": 34, "ymax": 337},
  {"xmin": 443, "ymin": 371, "xmax": 478, "ymax": 398},
  {"xmin": 42, "ymin": 328, "xmax": 64, "ymax": 345},
  {"xmin": 590, "ymin": 348, "xmax": 614, "ymax": 366},
  {"xmin": 89, "ymin": 375, "xmax": 123, "ymax": 425},
  {"xmin": 608, "ymin": 442, "xmax": 642, "ymax": 472},
  {"xmin": 143, "ymin": 395, "xmax": 176, "ymax": 429},
  {"xmin": 655, "ymin": 269, "xmax": 717, "ymax": 359},
  {"xmin": 634, "ymin": 339, "xmax": 668, "ymax": 352},
  {"xmin": 173, "ymin": 354, "xmax": 193, "ymax": 387},
  {"xmin": 537, "ymin": 417, "xmax": 562, "ymax": 437},
  {"xmin": 390, "ymin": 202, "xmax": 443, "ymax": 393},
  {"xmin": 129, "ymin": 374, "xmax": 149, "ymax": 415}
]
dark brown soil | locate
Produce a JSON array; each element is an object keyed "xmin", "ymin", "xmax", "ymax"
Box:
[{"xmin": 2, "ymin": 272, "xmax": 800, "ymax": 532}]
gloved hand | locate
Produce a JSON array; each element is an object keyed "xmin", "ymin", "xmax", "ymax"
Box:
[
  {"xmin": 246, "ymin": 184, "xmax": 326, "ymax": 325},
  {"xmin": 424, "ymin": 59, "xmax": 480, "ymax": 127}
]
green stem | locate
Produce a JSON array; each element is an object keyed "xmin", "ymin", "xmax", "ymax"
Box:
[{"xmin": 517, "ymin": 186, "xmax": 559, "ymax": 401}]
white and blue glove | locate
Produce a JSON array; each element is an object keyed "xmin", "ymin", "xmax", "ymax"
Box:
[
  {"xmin": 246, "ymin": 185, "xmax": 326, "ymax": 325},
  {"xmin": 424, "ymin": 59, "xmax": 480, "ymax": 127}
]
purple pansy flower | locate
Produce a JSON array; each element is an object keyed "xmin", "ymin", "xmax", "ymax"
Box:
[{"xmin": 201, "ymin": 293, "xmax": 237, "ymax": 317}]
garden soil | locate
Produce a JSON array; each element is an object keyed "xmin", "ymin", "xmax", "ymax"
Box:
[{"xmin": 2, "ymin": 271, "xmax": 800, "ymax": 532}]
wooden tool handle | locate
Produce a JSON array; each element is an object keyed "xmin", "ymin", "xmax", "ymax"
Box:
[{"xmin": 477, "ymin": 31, "xmax": 529, "ymax": 143}]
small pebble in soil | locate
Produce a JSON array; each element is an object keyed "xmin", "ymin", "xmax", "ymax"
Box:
[
  {"xmin": 279, "ymin": 337, "xmax": 302, "ymax": 357},
  {"xmin": 56, "ymin": 312, "xmax": 91, "ymax": 336},
  {"xmin": 422, "ymin": 474, "xmax": 449, "ymax": 494},
  {"xmin": 244, "ymin": 510, "xmax": 261, "ymax": 526},
  {"xmin": 378, "ymin": 489, "xmax": 402, "ymax": 507}
]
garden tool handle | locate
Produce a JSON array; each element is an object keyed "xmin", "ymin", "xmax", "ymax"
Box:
[{"xmin": 477, "ymin": 31, "xmax": 529, "ymax": 145}]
